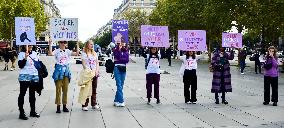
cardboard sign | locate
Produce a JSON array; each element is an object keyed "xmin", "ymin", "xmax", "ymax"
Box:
[
  {"xmin": 112, "ymin": 20, "xmax": 129, "ymax": 44},
  {"xmin": 50, "ymin": 18, "xmax": 78, "ymax": 41},
  {"xmin": 178, "ymin": 30, "xmax": 207, "ymax": 51},
  {"xmin": 141, "ymin": 25, "xmax": 169, "ymax": 47},
  {"xmin": 15, "ymin": 17, "xmax": 36, "ymax": 45},
  {"xmin": 222, "ymin": 33, "xmax": 242, "ymax": 48}
]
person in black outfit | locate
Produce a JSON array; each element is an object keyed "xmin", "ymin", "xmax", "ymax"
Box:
[
  {"xmin": 166, "ymin": 46, "xmax": 173, "ymax": 66},
  {"xmin": 254, "ymin": 51, "xmax": 261, "ymax": 74}
]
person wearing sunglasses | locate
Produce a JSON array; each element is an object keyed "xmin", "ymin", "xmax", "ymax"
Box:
[
  {"xmin": 263, "ymin": 46, "xmax": 279, "ymax": 106},
  {"xmin": 49, "ymin": 40, "xmax": 79, "ymax": 113}
]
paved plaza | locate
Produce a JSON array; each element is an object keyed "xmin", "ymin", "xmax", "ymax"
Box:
[{"xmin": 0, "ymin": 56, "xmax": 283, "ymax": 128}]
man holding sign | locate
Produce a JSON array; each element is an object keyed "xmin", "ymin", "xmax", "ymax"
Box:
[{"xmin": 178, "ymin": 30, "xmax": 206, "ymax": 104}]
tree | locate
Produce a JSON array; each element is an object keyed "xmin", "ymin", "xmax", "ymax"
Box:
[
  {"xmin": 0, "ymin": 0, "xmax": 48, "ymax": 42},
  {"xmin": 92, "ymin": 30, "xmax": 112, "ymax": 48}
]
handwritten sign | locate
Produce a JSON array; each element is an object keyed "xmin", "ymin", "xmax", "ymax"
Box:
[
  {"xmin": 112, "ymin": 20, "xmax": 129, "ymax": 44},
  {"xmin": 222, "ymin": 33, "xmax": 242, "ymax": 48},
  {"xmin": 178, "ymin": 30, "xmax": 206, "ymax": 51},
  {"xmin": 141, "ymin": 25, "xmax": 169, "ymax": 47},
  {"xmin": 15, "ymin": 17, "xmax": 36, "ymax": 45},
  {"xmin": 50, "ymin": 18, "xmax": 78, "ymax": 41}
]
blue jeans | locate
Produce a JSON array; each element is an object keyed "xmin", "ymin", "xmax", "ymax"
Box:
[
  {"xmin": 240, "ymin": 60, "xmax": 246, "ymax": 73},
  {"xmin": 114, "ymin": 66, "xmax": 126, "ymax": 103}
]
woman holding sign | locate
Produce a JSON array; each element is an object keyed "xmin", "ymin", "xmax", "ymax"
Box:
[
  {"xmin": 179, "ymin": 51, "xmax": 201, "ymax": 104},
  {"xmin": 17, "ymin": 45, "xmax": 40, "ymax": 120},
  {"xmin": 145, "ymin": 47, "xmax": 161, "ymax": 104},
  {"xmin": 113, "ymin": 41, "xmax": 129, "ymax": 107},
  {"xmin": 49, "ymin": 41, "xmax": 79, "ymax": 113},
  {"xmin": 211, "ymin": 48, "xmax": 234, "ymax": 104}
]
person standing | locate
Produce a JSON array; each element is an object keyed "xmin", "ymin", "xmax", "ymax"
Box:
[
  {"xmin": 145, "ymin": 47, "xmax": 161, "ymax": 104},
  {"xmin": 166, "ymin": 46, "xmax": 173, "ymax": 66},
  {"xmin": 3, "ymin": 44, "xmax": 11, "ymax": 71},
  {"xmin": 254, "ymin": 51, "xmax": 262, "ymax": 74},
  {"xmin": 78, "ymin": 40, "xmax": 100, "ymax": 111},
  {"xmin": 17, "ymin": 45, "xmax": 40, "ymax": 120},
  {"xmin": 238, "ymin": 49, "xmax": 247, "ymax": 75},
  {"xmin": 113, "ymin": 42, "xmax": 129, "ymax": 107},
  {"xmin": 180, "ymin": 51, "xmax": 199, "ymax": 104},
  {"xmin": 263, "ymin": 46, "xmax": 279, "ymax": 106},
  {"xmin": 211, "ymin": 48, "xmax": 234, "ymax": 104},
  {"xmin": 49, "ymin": 41, "xmax": 79, "ymax": 113}
]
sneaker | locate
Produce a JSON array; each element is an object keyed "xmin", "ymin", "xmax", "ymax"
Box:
[
  {"xmin": 10, "ymin": 68, "xmax": 14, "ymax": 71},
  {"xmin": 263, "ymin": 102, "xmax": 269, "ymax": 105},
  {"xmin": 114, "ymin": 102, "xmax": 119, "ymax": 107},
  {"xmin": 30, "ymin": 112, "xmax": 40, "ymax": 118},
  {"xmin": 147, "ymin": 98, "xmax": 151, "ymax": 105},
  {"xmin": 191, "ymin": 102, "xmax": 197, "ymax": 104},
  {"xmin": 92, "ymin": 105, "xmax": 100, "ymax": 110},
  {"xmin": 119, "ymin": 102, "xmax": 125, "ymax": 107},
  {"xmin": 82, "ymin": 107, "xmax": 88, "ymax": 111},
  {"xmin": 273, "ymin": 102, "xmax": 277, "ymax": 106},
  {"xmin": 241, "ymin": 73, "xmax": 245, "ymax": 75},
  {"xmin": 156, "ymin": 99, "xmax": 161, "ymax": 104}
]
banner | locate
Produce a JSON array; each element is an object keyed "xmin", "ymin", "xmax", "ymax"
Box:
[
  {"xmin": 178, "ymin": 30, "xmax": 206, "ymax": 51},
  {"xmin": 50, "ymin": 18, "xmax": 78, "ymax": 41},
  {"xmin": 141, "ymin": 25, "xmax": 169, "ymax": 47},
  {"xmin": 15, "ymin": 17, "xmax": 36, "ymax": 45},
  {"xmin": 222, "ymin": 33, "xmax": 242, "ymax": 48},
  {"xmin": 112, "ymin": 20, "xmax": 129, "ymax": 44}
]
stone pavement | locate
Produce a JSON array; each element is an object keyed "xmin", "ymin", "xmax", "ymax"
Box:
[{"xmin": 0, "ymin": 55, "xmax": 283, "ymax": 128}]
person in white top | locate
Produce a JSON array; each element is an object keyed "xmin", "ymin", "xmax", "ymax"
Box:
[
  {"xmin": 145, "ymin": 47, "xmax": 161, "ymax": 104},
  {"xmin": 49, "ymin": 40, "xmax": 79, "ymax": 113},
  {"xmin": 79, "ymin": 40, "xmax": 100, "ymax": 111},
  {"xmin": 179, "ymin": 51, "xmax": 199, "ymax": 104},
  {"xmin": 17, "ymin": 45, "xmax": 40, "ymax": 120}
]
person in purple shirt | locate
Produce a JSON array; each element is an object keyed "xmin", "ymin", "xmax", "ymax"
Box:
[
  {"xmin": 263, "ymin": 46, "xmax": 279, "ymax": 106},
  {"xmin": 113, "ymin": 42, "xmax": 129, "ymax": 107}
]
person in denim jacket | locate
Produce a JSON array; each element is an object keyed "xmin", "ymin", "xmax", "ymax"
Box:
[{"xmin": 49, "ymin": 40, "xmax": 79, "ymax": 113}]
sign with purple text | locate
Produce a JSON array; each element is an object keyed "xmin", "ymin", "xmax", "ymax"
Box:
[
  {"xmin": 50, "ymin": 18, "xmax": 78, "ymax": 41},
  {"xmin": 141, "ymin": 25, "xmax": 169, "ymax": 47},
  {"xmin": 15, "ymin": 17, "xmax": 36, "ymax": 45},
  {"xmin": 222, "ymin": 33, "xmax": 242, "ymax": 48},
  {"xmin": 112, "ymin": 20, "xmax": 129, "ymax": 44},
  {"xmin": 178, "ymin": 30, "xmax": 206, "ymax": 51}
]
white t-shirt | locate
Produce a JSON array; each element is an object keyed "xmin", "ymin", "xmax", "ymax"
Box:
[
  {"xmin": 53, "ymin": 49, "xmax": 72, "ymax": 65},
  {"xmin": 180, "ymin": 55, "xmax": 197, "ymax": 70},
  {"xmin": 82, "ymin": 52, "xmax": 98, "ymax": 70},
  {"xmin": 146, "ymin": 54, "xmax": 161, "ymax": 74},
  {"xmin": 18, "ymin": 51, "xmax": 39, "ymax": 75}
]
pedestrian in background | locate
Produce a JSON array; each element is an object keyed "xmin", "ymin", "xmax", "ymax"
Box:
[
  {"xmin": 145, "ymin": 47, "xmax": 161, "ymax": 104},
  {"xmin": 238, "ymin": 49, "xmax": 247, "ymax": 75},
  {"xmin": 17, "ymin": 45, "xmax": 40, "ymax": 120},
  {"xmin": 166, "ymin": 46, "xmax": 172, "ymax": 66},
  {"xmin": 179, "ymin": 51, "xmax": 200, "ymax": 104},
  {"xmin": 263, "ymin": 46, "xmax": 279, "ymax": 106},
  {"xmin": 49, "ymin": 40, "xmax": 79, "ymax": 113},
  {"xmin": 3, "ymin": 44, "xmax": 11, "ymax": 71},
  {"xmin": 254, "ymin": 51, "xmax": 262, "ymax": 74},
  {"xmin": 113, "ymin": 41, "xmax": 129, "ymax": 107},
  {"xmin": 211, "ymin": 48, "xmax": 234, "ymax": 104},
  {"xmin": 78, "ymin": 40, "xmax": 100, "ymax": 111}
]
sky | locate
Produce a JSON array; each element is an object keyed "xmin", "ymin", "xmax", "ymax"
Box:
[{"xmin": 53, "ymin": 0, "xmax": 122, "ymax": 41}]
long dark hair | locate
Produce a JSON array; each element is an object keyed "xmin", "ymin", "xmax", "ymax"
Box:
[{"xmin": 186, "ymin": 51, "xmax": 196, "ymax": 59}]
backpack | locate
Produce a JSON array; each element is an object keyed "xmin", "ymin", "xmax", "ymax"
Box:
[{"xmin": 105, "ymin": 59, "xmax": 115, "ymax": 73}]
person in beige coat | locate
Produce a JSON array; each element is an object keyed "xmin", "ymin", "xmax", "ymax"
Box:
[{"xmin": 78, "ymin": 40, "xmax": 100, "ymax": 111}]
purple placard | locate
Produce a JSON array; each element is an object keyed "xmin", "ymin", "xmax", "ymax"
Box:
[
  {"xmin": 178, "ymin": 30, "xmax": 207, "ymax": 51},
  {"xmin": 112, "ymin": 20, "xmax": 129, "ymax": 44},
  {"xmin": 222, "ymin": 33, "xmax": 242, "ymax": 48},
  {"xmin": 141, "ymin": 25, "xmax": 169, "ymax": 47}
]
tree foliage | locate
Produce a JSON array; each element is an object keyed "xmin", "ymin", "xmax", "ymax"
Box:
[
  {"xmin": 92, "ymin": 30, "xmax": 112, "ymax": 48},
  {"xmin": 0, "ymin": 0, "xmax": 48, "ymax": 40}
]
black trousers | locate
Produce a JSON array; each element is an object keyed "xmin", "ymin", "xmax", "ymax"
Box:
[
  {"xmin": 264, "ymin": 76, "xmax": 278, "ymax": 102},
  {"xmin": 215, "ymin": 72, "xmax": 226, "ymax": 101},
  {"xmin": 18, "ymin": 81, "xmax": 37, "ymax": 112},
  {"xmin": 167, "ymin": 56, "xmax": 171, "ymax": 66},
  {"xmin": 255, "ymin": 62, "xmax": 261, "ymax": 73},
  {"xmin": 183, "ymin": 70, "xmax": 197, "ymax": 102}
]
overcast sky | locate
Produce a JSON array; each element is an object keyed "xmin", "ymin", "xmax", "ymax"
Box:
[{"xmin": 54, "ymin": 0, "xmax": 122, "ymax": 41}]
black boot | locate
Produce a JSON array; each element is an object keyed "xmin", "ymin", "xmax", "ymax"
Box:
[
  {"xmin": 30, "ymin": 111, "xmax": 40, "ymax": 118},
  {"xmin": 63, "ymin": 105, "xmax": 69, "ymax": 112},
  {"xmin": 19, "ymin": 109, "xmax": 28, "ymax": 120},
  {"xmin": 147, "ymin": 98, "xmax": 151, "ymax": 105},
  {"xmin": 215, "ymin": 98, "xmax": 219, "ymax": 104},
  {"xmin": 156, "ymin": 99, "xmax": 161, "ymax": 104},
  {"xmin": 56, "ymin": 105, "xmax": 61, "ymax": 113},
  {"xmin": 222, "ymin": 100, "xmax": 228, "ymax": 104}
]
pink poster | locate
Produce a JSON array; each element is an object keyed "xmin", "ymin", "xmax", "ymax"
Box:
[
  {"xmin": 141, "ymin": 25, "xmax": 170, "ymax": 47},
  {"xmin": 222, "ymin": 33, "xmax": 242, "ymax": 48},
  {"xmin": 178, "ymin": 30, "xmax": 207, "ymax": 51}
]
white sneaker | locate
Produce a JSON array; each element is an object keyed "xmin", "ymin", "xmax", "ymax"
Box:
[
  {"xmin": 114, "ymin": 102, "xmax": 119, "ymax": 107},
  {"xmin": 118, "ymin": 102, "xmax": 125, "ymax": 107},
  {"xmin": 241, "ymin": 73, "xmax": 245, "ymax": 75},
  {"xmin": 82, "ymin": 107, "xmax": 88, "ymax": 111},
  {"xmin": 92, "ymin": 105, "xmax": 100, "ymax": 110},
  {"xmin": 10, "ymin": 68, "xmax": 14, "ymax": 71}
]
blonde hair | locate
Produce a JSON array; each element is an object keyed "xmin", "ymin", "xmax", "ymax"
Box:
[
  {"xmin": 83, "ymin": 40, "xmax": 96, "ymax": 56},
  {"xmin": 267, "ymin": 46, "xmax": 278, "ymax": 58}
]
